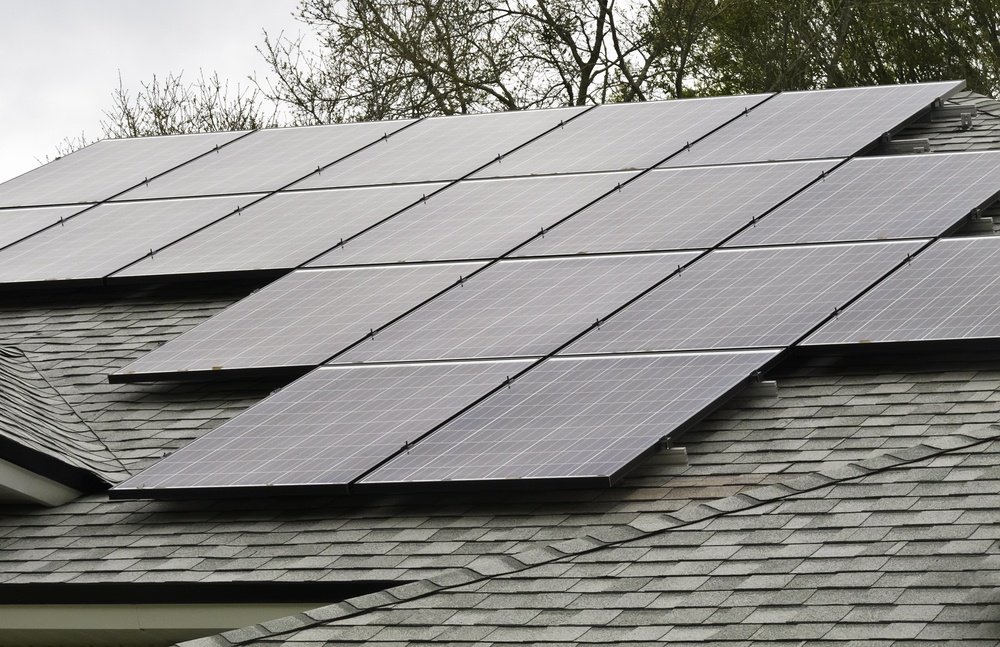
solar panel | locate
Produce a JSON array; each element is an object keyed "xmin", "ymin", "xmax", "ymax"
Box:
[
  {"xmin": 112, "ymin": 359, "xmax": 531, "ymax": 495},
  {"xmin": 0, "ymin": 131, "xmax": 245, "ymax": 208},
  {"xmin": 0, "ymin": 205, "xmax": 91, "ymax": 249},
  {"xmin": 0, "ymin": 195, "xmax": 256, "ymax": 284},
  {"xmin": 288, "ymin": 107, "xmax": 586, "ymax": 190},
  {"xmin": 728, "ymin": 152, "xmax": 1000, "ymax": 247},
  {"xmin": 562, "ymin": 241, "xmax": 925, "ymax": 355},
  {"xmin": 307, "ymin": 172, "xmax": 630, "ymax": 267},
  {"xmin": 514, "ymin": 160, "xmax": 833, "ymax": 257},
  {"xmin": 661, "ymin": 81, "xmax": 963, "ymax": 168},
  {"xmin": 471, "ymin": 94, "xmax": 771, "ymax": 179},
  {"xmin": 113, "ymin": 262, "xmax": 483, "ymax": 380},
  {"xmin": 805, "ymin": 237, "xmax": 1000, "ymax": 346},
  {"xmin": 112, "ymin": 182, "xmax": 445, "ymax": 279},
  {"xmin": 116, "ymin": 121, "xmax": 414, "ymax": 200},
  {"xmin": 334, "ymin": 252, "xmax": 699, "ymax": 364},
  {"xmin": 360, "ymin": 350, "xmax": 777, "ymax": 486}
]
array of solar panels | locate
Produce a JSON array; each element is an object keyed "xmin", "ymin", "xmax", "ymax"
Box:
[{"xmin": 7, "ymin": 81, "xmax": 993, "ymax": 496}]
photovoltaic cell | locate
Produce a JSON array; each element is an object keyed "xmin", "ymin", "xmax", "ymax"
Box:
[
  {"xmin": 805, "ymin": 237, "xmax": 1000, "ymax": 345},
  {"xmin": 307, "ymin": 173, "xmax": 630, "ymax": 267},
  {"xmin": 0, "ymin": 195, "xmax": 255, "ymax": 283},
  {"xmin": 514, "ymin": 160, "xmax": 833, "ymax": 257},
  {"xmin": 289, "ymin": 107, "xmax": 586, "ymax": 190},
  {"xmin": 661, "ymin": 81, "xmax": 963, "ymax": 168},
  {"xmin": 0, "ymin": 205, "xmax": 91, "ymax": 249},
  {"xmin": 113, "ymin": 182, "xmax": 445, "ymax": 278},
  {"xmin": 562, "ymin": 241, "xmax": 925, "ymax": 355},
  {"xmin": 728, "ymin": 151, "xmax": 1000, "ymax": 247},
  {"xmin": 116, "ymin": 121, "xmax": 414, "ymax": 200},
  {"xmin": 335, "ymin": 252, "xmax": 699, "ymax": 364},
  {"xmin": 113, "ymin": 359, "xmax": 531, "ymax": 494},
  {"xmin": 0, "ymin": 131, "xmax": 245, "ymax": 208},
  {"xmin": 472, "ymin": 94, "xmax": 771, "ymax": 179},
  {"xmin": 113, "ymin": 262, "xmax": 483, "ymax": 379},
  {"xmin": 361, "ymin": 350, "xmax": 777, "ymax": 486}
]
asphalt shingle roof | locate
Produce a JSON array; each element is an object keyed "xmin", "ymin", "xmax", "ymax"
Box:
[
  {"xmin": 0, "ymin": 345, "xmax": 125, "ymax": 484},
  {"xmin": 0, "ymin": 85, "xmax": 999, "ymax": 646}
]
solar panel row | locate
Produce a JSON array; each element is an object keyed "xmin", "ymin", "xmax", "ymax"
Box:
[
  {"xmin": 114, "ymin": 350, "xmax": 777, "ymax": 495},
  {"xmin": 0, "ymin": 82, "xmax": 963, "ymax": 288},
  {"xmin": 95, "ymin": 81, "xmax": 977, "ymax": 496}
]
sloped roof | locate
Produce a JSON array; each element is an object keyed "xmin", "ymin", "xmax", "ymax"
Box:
[
  {"xmin": 186, "ymin": 426, "xmax": 1000, "ymax": 646},
  {"xmin": 0, "ymin": 84, "xmax": 998, "ymax": 646}
]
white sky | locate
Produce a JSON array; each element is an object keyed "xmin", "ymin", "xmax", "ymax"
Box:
[{"xmin": 0, "ymin": 0, "xmax": 306, "ymax": 183}]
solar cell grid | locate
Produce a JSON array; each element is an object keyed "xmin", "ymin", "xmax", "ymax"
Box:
[
  {"xmin": 514, "ymin": 160, "xmax": 834, "ymax": 257},
  {"xmin": 114, "ymin": 360, "xmax": 531, "ymax": 493},
  {"xmin": 307, "ymin": 172, "xmax": 630, "ymax": 267},
  {"xmin": 0, "ymin": 195, "xmax": 254, "ymax": 283},
  {"xmin": 114, "ymin": 262, "xmax": 483, "ymax": 379},
  {"xmin": 334, "ymin": 252, "xmax": 699, "ymax": 364},
  {"xmin": 728, "ymin": 151, "xmax": 1000, "ymax": 247},
  {"xmin": 562, "ymin": 240, "xmax": 926, "ymax": 355},
  {"xmin": 0, "ymin": 131, "xmax": 245, "ymax": 208},
  {"xmin": 0, "ymin": 205, "xmax": 91, "ymax": 250},
  {"xmin": 661, "ymin": 81, "xmax": 963, "ymax": 168},
  {"xmin": 113, "ymin": 182, "xmax": 445, "ymax": 278},
  {"xmin": 290, "ymin": 107, "xmax": 586, "ymax": 190},
  {"xmin": 117, "ymin": 121, "xmax": 415, "ymax": 200},
  {"xmin": 360, "ymin": 350, "xmax": 777, "ymax": 485},
  {"xmin": 472, "ymin": 94, "xmax": 771, "ymax": 179},
  {"xmin": 806, "ymin": 237, "xmax": 1000, "ymax": 345}
]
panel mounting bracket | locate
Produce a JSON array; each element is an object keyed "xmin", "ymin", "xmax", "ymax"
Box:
[{"xmin": 880, "ymin": 133, "xmax": 931, "ymax": 154}]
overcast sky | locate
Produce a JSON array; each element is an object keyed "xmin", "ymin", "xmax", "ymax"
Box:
[{"xmin": 0, "ymin": 0, "xmax": 305, "ymax": 183}]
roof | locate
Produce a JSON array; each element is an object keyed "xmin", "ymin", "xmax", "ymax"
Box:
[{"xmin": 0, "ymin": 83, "xmax": 998, "ymax": 645}]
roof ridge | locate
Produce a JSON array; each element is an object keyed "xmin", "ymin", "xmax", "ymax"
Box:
[
  {"xmin": 180, "ymin": 424, "xmax": 1000, "ymax": 647},
  {"xmin": 0, "ymin": 345, "xmax": 129, "ymax": 481}
]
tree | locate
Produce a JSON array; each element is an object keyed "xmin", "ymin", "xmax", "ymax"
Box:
[{"xmin": 66, "ymin": 0, "xmax": 1000, "ymax": 152}]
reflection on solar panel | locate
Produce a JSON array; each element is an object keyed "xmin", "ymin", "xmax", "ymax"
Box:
[
  {"xmin": 473, "ymin": 94, "xmax": 771, "ymax": 179},
  {"xmin": 113, "ymin": 183, "xmax": 445, "ymax": 278},
  {"xmin": 0, "ymin": 131, "xmax": 245, "ymax": 208},
  {"xmin": 805, "ymin": 238, "xmax": 1000, "ymax": 345},
  {"xmin": 562, "ymin": 241, "xmax": 925, "ymax": 355},
  {"xmin": 728, "ymin": 152, "xmax": 1000, "ymax": 246},
  {"xmin": 361, "ymin": 350, "xmax": 777, "ymax": 486},
  {"xmin": 662, "ymin": 81, "xmax": 963, "ymax": 168},
  {"xmin": 335, "ymin": 252, "xmax": 699, "ymax": 364},
  {"xmin": 290, "ymin": 107, "xmax": 586, "ymax": 190},
  {"xmin": 113, "ymin": 263, "xmax": 483, "ymax": 380},
  {"xmin": 112, "ymin": 360, "xmax": 531, "ymax": 495},
  {"xmin": 308, "ymin": 173, "xmax": 629, "ymax": 267},
  {"xmin": 0, "ymin": 205, "xmax": 91, "ymax": 249},
  {"xmin": 116, "ymin": 121, "xmax": 414, "ymax": 200},
  {"xmin": 514, "ymin": 161, "xmax": 833, "ymax": 257},
  {"xmin": 0, "ymin": 195, "xmax": 253, "ymax": 284}
]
